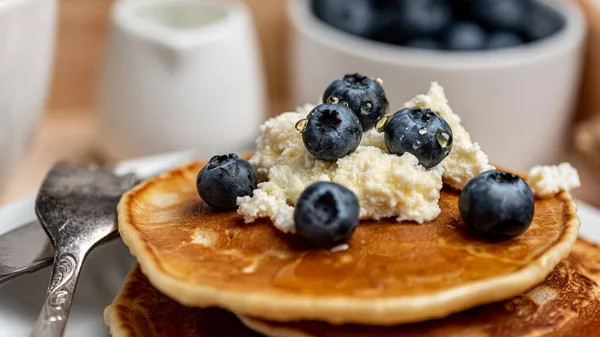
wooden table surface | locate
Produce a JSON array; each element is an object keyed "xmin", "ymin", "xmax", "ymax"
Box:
[
  {"xmin": 0, "ymin": 110, "xmax": 99, "ymax": 205},
  {"xmin": 2, "ymin": 110, "xmax": 600, "ymax": 209}
]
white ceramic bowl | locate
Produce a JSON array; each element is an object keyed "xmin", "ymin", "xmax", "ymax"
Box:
[
  {"xmin": 0, "ymin": 0, "xmax": 57, "ymax": 194},
  {"xmin": 288, "ymin": 0, "xmax": 586, "ymax": 171}
]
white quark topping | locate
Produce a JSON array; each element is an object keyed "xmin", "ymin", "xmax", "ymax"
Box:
[
  {"xmin": 238, "ymin": 113, "xmax": 442, "ymax": 233},
  {"xmin": 248, "ymin": 108, "xmax": 313, "ymax": 178},
  {"xmin": 238, "ymin": 83, "xmax": 495, "ymax": 233},
  {"xmin": 527, "ymin": 163, "xmax": 581, "ymax": 199}
]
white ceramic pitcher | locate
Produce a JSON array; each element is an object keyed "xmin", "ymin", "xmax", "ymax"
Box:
[{"xmin": 98, "ymin": 0, "xmax": 266, "ymax": 160}]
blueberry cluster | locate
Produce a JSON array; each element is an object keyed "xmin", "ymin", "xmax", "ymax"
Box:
[
  {"xmin": 312, "ymin": 0, "xmax": 564, "ymax": 51},
  {"xmin": 300, "ymin": 73, "xmax": 453, "ymax": 169},
  {"xmin": 195, "ymin": 74, "xmax": 534, "ymax": 248},
  {"xmin": 290, "ymin": 73, "xmax": 455, "ymax": 246}
]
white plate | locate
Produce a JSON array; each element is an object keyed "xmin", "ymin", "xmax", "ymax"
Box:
[{"xmin": 0, "ymin": 160, "xmax": 599, "ymax": 336}]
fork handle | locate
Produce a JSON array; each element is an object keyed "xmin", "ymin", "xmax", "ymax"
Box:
[{"xmin": 30, "ymin": 249, "xmax": 85, "ymax": 337}]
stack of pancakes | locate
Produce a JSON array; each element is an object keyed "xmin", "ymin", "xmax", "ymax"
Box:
[{"xmin": 105, "ymin": 160, "xmax": 600, "ymax": 337}]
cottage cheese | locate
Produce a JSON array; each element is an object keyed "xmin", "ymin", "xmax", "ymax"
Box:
[
  {"xmin": 238, "ymin": 83, "xmax": 494, "ymax": 233},
  {"xmin": 238, "ymin": 117, "xmax": 443, "ymax": 233},
  {"xmin": 527, "ymin": 163, "xmax": 581, "ymax": 199}
]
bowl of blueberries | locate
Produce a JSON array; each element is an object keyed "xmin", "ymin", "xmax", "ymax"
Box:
[{"xmin": 287, "ymin": 0, "xmax": 586, "ymax": 171}]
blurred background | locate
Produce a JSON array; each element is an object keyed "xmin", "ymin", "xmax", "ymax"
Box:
[{"xmin": 1, "ymin": 0, "xmax": 600, "ymax": 207}]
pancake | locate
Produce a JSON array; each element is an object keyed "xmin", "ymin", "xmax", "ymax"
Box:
[
  {"xmin": 104, "ymin": 264, "xmax": 260, "ymax": 337},
  {"xmin": 117, "ymin": 160, "xmax": 579, "ymax": 325},
  {"xmin": 238, "ymin": 238, "xmax": 600, "ymax": 337},
  {"xmin": 106, "ymin": 239, "xmax": 600, "ymax": 337}
]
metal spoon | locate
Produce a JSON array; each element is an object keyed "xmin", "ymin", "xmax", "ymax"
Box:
[
  {"xmin": 29, "ymin": 165, "xmax": 136, "ymax": 337},
  {"xmin": 0, "ymin": 220, "xmax": 53, "ymax": 286}
]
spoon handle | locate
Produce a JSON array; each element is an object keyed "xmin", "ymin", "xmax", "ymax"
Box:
[{"xmin": 30, "ymin": 249, "xmax": 85, "ymax": 337}]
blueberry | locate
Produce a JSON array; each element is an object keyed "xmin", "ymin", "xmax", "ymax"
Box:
[
  {"xmin": 450, "ymin": 0, "xmax": 473, "ymax": 19},
  {"xmin": 294, "ymin": 182, "xmax": 360, "ymax": 247},
  {"xmin": 405, "ymin": 37, "xmax": 441, "ymax": 50},
  {"xmin": 382, "ymin": 108, "xmax": 453, "ymax": 169},
  {"xmin": 392, "ymin": 0, "xmax": 453, "ymax": 37},
  {"xmin": 196, "ymin": 154, "xmax": 258, "ymax": 210},
  {"xmin": 301, "ymin": 103, "xmax": 362, "ymax": 162},
  {"xmin": 470, "ymin": 0, "xmax": 532, "ymax": 31},
  {"xmin": 311, "ymin": 0, "xmax": 382, "ymax": 38},
  {"xmin": 371, "ymin": 24, "xmax": 410, "ymax": 46},
  {"xmin": 323, "ymin": 73, "xmax": 388, "ymax": 130},
  {"xmin": 444, "ymin": 21, "xmax": 487, "ymax": 51},
  {"xmin": 522, "ymin": 4, "xmax": 564, "ymax": 42},
  {"xmin": 487, "ymin": 31, "xmax": 524, "ymax": 49},
  {"xmin": 459, "ymin": 170, "xmax": 535, "ymax": 241}
]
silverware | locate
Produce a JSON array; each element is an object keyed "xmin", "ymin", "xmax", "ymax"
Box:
[
  {"xmin": 0, "ymin": 221, "xmax": 53, "ymax": 285},
  {"xmin": 0, "ymin": 149, "xmax": 204, "ymax": 287},
  {"xmin": 0, "ymin": 221, "xmax": 122, "ymax": 287},
  {"xmin": 30, "ymin": 165, "xmax": 136, "ymax": 337}
]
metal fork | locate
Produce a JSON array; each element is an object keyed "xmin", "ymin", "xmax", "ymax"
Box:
[{"xmin": 30, "ymin": 165, "xmax": 136, "ymax": 337}]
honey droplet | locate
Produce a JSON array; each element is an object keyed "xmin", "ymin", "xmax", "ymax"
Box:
[
  {"xmin": 326, "ymin": 96, "xmax": 340, "ymax": 104},
  {"xmin": 375, "ymin": 115, "xmax": 391, "ymax": 133},
  {"xmin": 419, "ymin": 127, "xmax": 427, "ymax": 135},
  {"xmin": 341, "ymin": 101, "xmax": 349, "ymax": 107},
  {"xmin": 360, "ymin": 102, "xmax": 373, "ymax": 116},
  {"xmin": 295, "ymin": 119, "xmax": 308, "ymax": 133},
  {"xmin": 435, "ymin": 129, "xmax": 452, "ymax": 148},
  {"xmin": 375, "ymin": 77, "xmax": 384, "ymax": 85}
]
